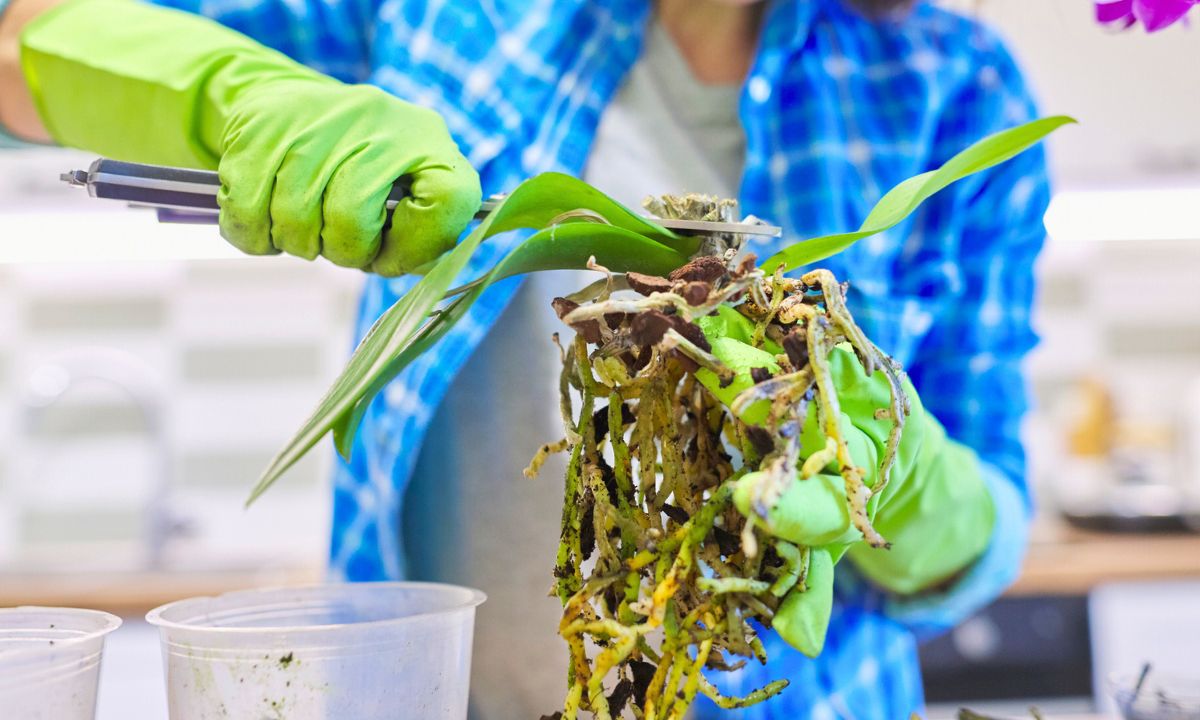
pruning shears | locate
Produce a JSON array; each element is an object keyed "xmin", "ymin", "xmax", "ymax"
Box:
[{"xmin": 61, "ymin": 158, "xmax": 783, "ymax": 238}]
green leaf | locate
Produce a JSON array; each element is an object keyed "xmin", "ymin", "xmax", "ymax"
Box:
[
  {"xmin": 761, "ymin": 115, "xmax": 1075, "ymax": 273},
  {"xmin": 487, "ymin": 221, "xmax": 691, "ymax": 279},
  {"xmin": 327, "ymin": 222, "xmax": 692, "ymax": 459},
  {"xmin": 248, "ymin": 173, "xmax": 691, "ymax": 504},
  {"xmin": 475, "ymin": 172, "xmax": 695, "ymax": 255}
]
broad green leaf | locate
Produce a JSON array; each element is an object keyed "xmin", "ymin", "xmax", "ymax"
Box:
[
  {"xmin": 475, "ymin": 172, "xmax": 697, "ymax": 256},
  {"xmin": 761, "ymin": 116, "xmax": 1076, "ymax": 273},
  {"xmin": 487, "ymin": 221, "xmax": 691, "ymax": 279},
  {"xmin": 328, "ymin": 222, "xmax": 694, "ymax": 459},
  {"xmin": 249, "ymin": 174, "xmax": 690, "ymax": 504}
]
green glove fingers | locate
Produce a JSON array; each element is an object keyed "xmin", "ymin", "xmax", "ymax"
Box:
[
  {"xmin": 695, "ymin": 336, "xmax": 779, "ymax": 426},
  {"xmin": 734, "ymin": 470, "xmax": 861, "ymax": 547},
  {"xmin": 314, "ymin": 151, "xmax": 391, "ymax": 268},
  {"xmin": 846, "ymin": 422, "xmax": 996, "ymax": 595},
  {"xmin": 373, "ymin": 138, "xmax": 481, "ymax": 275},
  {"xmin": 797, "ymin": 402, "xmax": 879, "ymax": 478},
  {"xmin": 214, "ymin": 80, "xmax": 478, "ymax": 273},
  {"xmin": 695, "ymin": 305, "xmax": 781, "ymax": 353},
  {"xmin": 695, "ymin": 306, "xmax": 753, "ymax": 345},
  {"xmin": 826, "ymin": 543, "xmax": 851, "ymax": 565},
  {"xmin": 215, "ymin": 81, "xmax": 299, "ymax": 257},
  {"xmin": 697, "ymin": 324, "xmax": 999, "ymax": 597},
  {"xmin": 215, "ymin": 82, "xmax": 479, "ymax": 272},
  {"xmin": 698, "ymin": 332, "xmax": 875, "ymax": 546},
  {"xmin": 773, "ymin": 547, "xmax": 835, "ymax": 658},
  {"xmin": 21, "ymin": 0, "xmax": 480, "ymax": 275}
]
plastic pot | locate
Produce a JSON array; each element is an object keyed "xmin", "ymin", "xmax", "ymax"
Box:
[
  {"xmin": 0, "ymin": 606, "xmax": 122, "ymax": 720},
  {"xmin": 146, "ymin": 582, "xmax": 486, "ymax": 719}
]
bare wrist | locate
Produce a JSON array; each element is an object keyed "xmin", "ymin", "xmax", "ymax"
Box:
[{"xmin": 0, "ymin": 0, "xmax": 67, "ymax": 141}]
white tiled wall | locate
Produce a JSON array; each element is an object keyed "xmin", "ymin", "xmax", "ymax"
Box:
[{"xmin": 0, "ymin": 148, "xmax": 360, "ymax": 573}]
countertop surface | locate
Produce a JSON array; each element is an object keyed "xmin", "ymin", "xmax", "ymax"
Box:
[
  {"xmin": 0, "ymin": 564, "xmax": 323, "ymax": 614},
  {"xmin": 4, "ymin": 525, "xmax": 1200, "ymax": 612},
  {"xmin": 6, "ymin": 525, "xmax": 1187, "ymax": 720},
  {"xmin": 1009, "ymin": 523, "xmax": 1200, "ymax": 595}
]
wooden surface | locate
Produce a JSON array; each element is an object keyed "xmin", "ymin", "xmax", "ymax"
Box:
[
  {"xmin": 5, "ymin": 527, "xmax": 1200, "ymax": 612},
  {"xmin": 0, "ymin": 564, "xmax": 323, "ymax": 615},
  {"xmin": 1008, "ymin": 525, "xmax": 1200, "ymax": 596}
]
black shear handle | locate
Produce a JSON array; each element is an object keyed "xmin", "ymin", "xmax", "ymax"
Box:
[{"xmin": 72, "ymin": 158, "xmax": 410, "ymax": 214}]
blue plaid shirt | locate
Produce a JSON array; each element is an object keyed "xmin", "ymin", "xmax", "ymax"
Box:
[{"xmin": 147, "ymin": 0, "xmax": 1048, "ymax": 715}]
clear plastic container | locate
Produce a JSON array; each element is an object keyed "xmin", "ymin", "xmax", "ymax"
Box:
[
  {"xmin": 146, "ymin": 582, "xmax": 486, "ymax": 720},
  {"xmin": 0, "ymin": 606, "xmax": 122, "ymax": 720}
]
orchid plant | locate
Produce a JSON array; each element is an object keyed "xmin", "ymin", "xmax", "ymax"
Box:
[
  {"xmin": 248, "ymin": 117, "xmax": 1073, "ymax": 719},
  {"xmin": 249, "ymin": 116, "xmax": 1074, "ymax": 502}
]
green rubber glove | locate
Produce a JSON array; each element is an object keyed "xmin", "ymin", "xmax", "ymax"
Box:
[
  {"xmin": 821, "ymin": 347, "xmax": 996, "ymax": 596},
  {"xmin": 772, "ymin": 547, "xmax": 834, "ymax": 658},
  {"xmin": 20, "ymin": 0, "xmax": 480, "ymax": 274},
  {"xmin": 695, "ymin": 307, "xmax": 781, "ymax": 426},
  {"xmin": 698, "ymin": 330, "xmax": 996, "ymax": 596}
]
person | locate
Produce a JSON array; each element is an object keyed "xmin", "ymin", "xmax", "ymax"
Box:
[{"xmin": 0, "ymin": 0, "xmax": 1050, "ymax": 717}]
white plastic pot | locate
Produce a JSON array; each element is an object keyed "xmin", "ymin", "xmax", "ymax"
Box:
[
  {"xmin": 0, "ymin": 606, "xmax": 122, "ymax": 720},
  {"xmin": 146, "ymin": 582, "xmax": 486, "ymax": 720}
]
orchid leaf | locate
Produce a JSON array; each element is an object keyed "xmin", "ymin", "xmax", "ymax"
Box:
[
  {"xmin": 327, "ymin": 221, "xmax": 693, "ymax": 459},
  {"xmin": 249, "ymin": 174, "xmax": 690, "ymax": 504},
  {"xmin": 469, "ymin": 172, "xmax": 695, "ymax": 256},
  {"xmin": 761, "ymin": 115, "xmax": 1076, "ymax": 273}
]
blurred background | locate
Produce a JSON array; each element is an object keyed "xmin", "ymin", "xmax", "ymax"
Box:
[{"xmin": 1, "ymin": 2, "xmax": 1199, "ymax": 718}]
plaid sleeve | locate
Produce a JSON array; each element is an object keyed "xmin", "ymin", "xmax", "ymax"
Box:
[
  {"xmin": 142, "ymin": 0, "xmax": 377, "ymax": 82},
  {"xmin": 882, "ymin": 26, "xmax": 1050, "ymax": 634},
  {"xmin": 906, "ymin": 31, "xmax": 1050, "ymax": 499}
]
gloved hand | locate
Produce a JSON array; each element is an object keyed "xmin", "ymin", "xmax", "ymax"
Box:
[
  {"xmin": 695, "ymin": 310, "xmax": 997, "ymax": 656},
  {"xmin": 19, "ymin": 0, "xmax": 480, "ymax": 274}
]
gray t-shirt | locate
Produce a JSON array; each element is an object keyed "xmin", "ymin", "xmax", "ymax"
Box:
[{"xmin": 402, "ymin": 21, "xmax": 746, "ymax": 720}]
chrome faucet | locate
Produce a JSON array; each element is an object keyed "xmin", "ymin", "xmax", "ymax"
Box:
[{"xmin": 21, "ymin": 347, "xmax": 190, "ymax": 570}]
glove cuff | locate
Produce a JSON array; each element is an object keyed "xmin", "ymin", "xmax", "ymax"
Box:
[
  {"xmin": 875, "ymin": 461, "xmax": 1030, "ymax": 638},
  {"xmin": 20, "ymin": 0, "xmax": 326, "ymax": 166}
]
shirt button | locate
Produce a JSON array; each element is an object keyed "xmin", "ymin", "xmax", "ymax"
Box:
[{"xmin": 748, "ymin": 76, "xmax": 771, "ymax": 103}]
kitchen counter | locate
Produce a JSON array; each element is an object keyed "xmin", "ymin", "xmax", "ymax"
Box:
[
  {"xmin": 6, "ymin": 528, "xmax": 1199, "ymax": 610},
  {"xmin": 1009, "ymin": 524, "xmax": 1200, "ymax": 595},
  {"xmin": 0, "ymin": 564, "xmax": 323, "ymax": 614}
]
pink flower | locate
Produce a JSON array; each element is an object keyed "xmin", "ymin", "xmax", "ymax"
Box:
[{"xmin": 1096, "ymin": 0, "xmax": 1197, "ymax": 31}]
